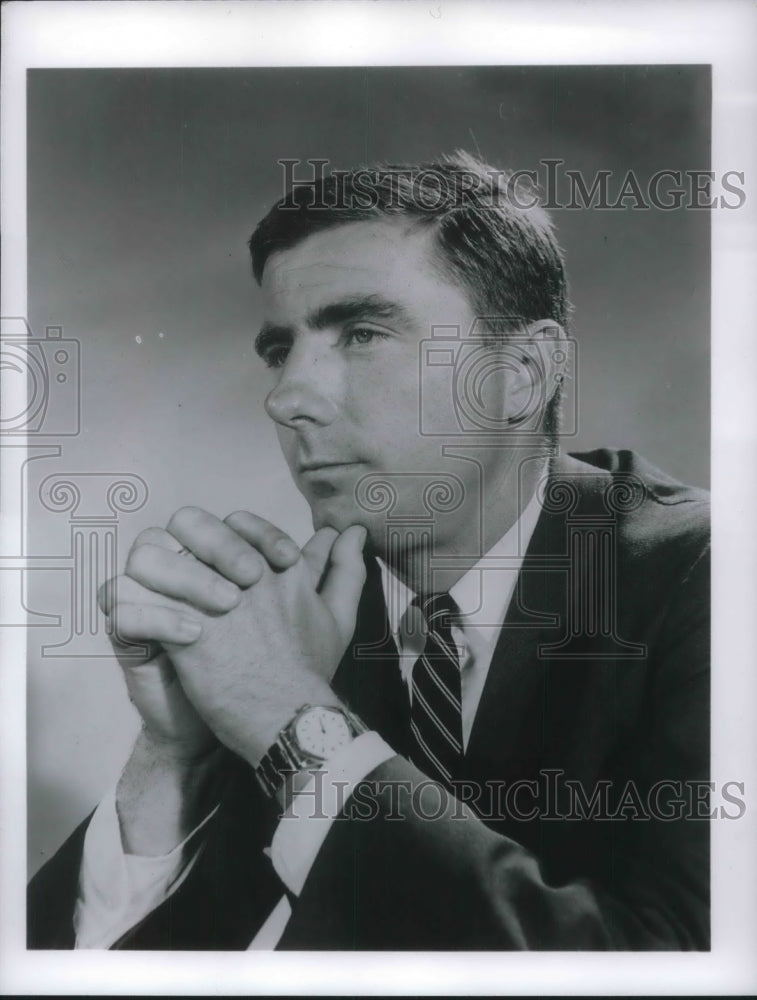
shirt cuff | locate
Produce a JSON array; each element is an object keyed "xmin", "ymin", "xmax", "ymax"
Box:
[
  {"xmin": 74, "ymin": 786, "xmax": 218, "ymax": 949},
  {"xmin": 269, "ymin": 730, "xmax": 396, "ymax": 896}
]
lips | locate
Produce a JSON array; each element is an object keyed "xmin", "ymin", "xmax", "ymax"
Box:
[
  {"xmin": 297, "ymin": 461, "xmax": 364, "ymax": 500},
  {"xmin": 299, "ymin": 461, "xmax": 359, "ymax": 475}
]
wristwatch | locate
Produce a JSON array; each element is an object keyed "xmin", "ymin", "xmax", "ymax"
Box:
[{"xmin": 255, "ymin": 704, "xmax": 368, "ymax": 799}]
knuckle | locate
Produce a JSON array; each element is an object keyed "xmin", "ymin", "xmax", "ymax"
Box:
[
  {"xmin": 119, "ymin": 603, "xmax": 149, "ymax": 636},
  {"xmin": 262, "ymin": 522, "xmax": 284, "ymax": 546},
  {"xmin": 125, "ymin": 544, "xmax": 150, "ymax": 578},
  {"xmin": 261, "ymin": 525, "xmax": 291, "ymax": 556},
  {"xmin": 114, "ymin": 575, "xmax": 139, "ymax": 606},
  {"xmin": 232, "ymin": 546, "xmax": 261, "ymax": 576},
  {"xmin": 133, "ymin": 526, "xmax": 165, "ymax": 548},
  {"xmin": 98, "ymin": 577, "xmax": 116, "ymax": 609},
  {"xmin": 224, "ymin": 510, "xmax": 251, "ymax": 531},
  {"xmin": 168, "ymin": 505, "xmax": 205, "ymax": 535},
  {"xmin": 112, "ymin": 604, "xmax": 133, "ymax": 635},
  {"xmin": 100, "ymin": 574, "xmax": 132, "ymax": 611},
  {"xmin": 211, "ymin": 577, "xmax": 240, "ymax": 608}
]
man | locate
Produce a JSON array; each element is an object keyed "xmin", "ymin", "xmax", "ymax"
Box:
[{"xmin": 28, "ymin": 152, "xmax": 710, "ymax": 950}]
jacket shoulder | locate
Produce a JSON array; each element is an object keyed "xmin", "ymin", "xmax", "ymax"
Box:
[{"xmin": 563, "ymin": 448, "xmax": 710, "ymax": 564}]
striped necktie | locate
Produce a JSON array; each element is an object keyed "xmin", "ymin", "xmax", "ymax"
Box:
[{"xmin": 409, "ymin": 592, "xmax": 464, "ymax": 786}]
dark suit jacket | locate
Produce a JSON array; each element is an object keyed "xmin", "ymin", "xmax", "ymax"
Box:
[{"xmin": 28, "ymin": 449, "xmax": 710, "ymax": 950}]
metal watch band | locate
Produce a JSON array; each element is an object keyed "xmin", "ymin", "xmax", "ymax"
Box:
[{"xmin": 254, "ymin": 705, "xmax": 368, "ymax": 799}]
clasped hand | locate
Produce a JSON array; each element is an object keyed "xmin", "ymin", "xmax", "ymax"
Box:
[{"xmin": 98, "ymin": 508, "xmax": 367, "ymax": 767}]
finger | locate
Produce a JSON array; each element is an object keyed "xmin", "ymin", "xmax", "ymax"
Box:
[
  {"xmin": 126, "ymin": 543, "xmax": 243, "ymax": 614},
  {"xmin": 120, "ymin": 650, "xmax": 216, "ymax": 754},
  {"xmin": 301, "ymin": 527, "xmax": 339, "ymax": 588},
  {"xmin": 224, "ymin": 510, "xmax": 301, "ymax": 569},
  {"xmin": 132, "ymin": 526, "xmax": 185, "ymax": 552},
  {"xmin": 108, "ymin": 602, "xmax": 203, "ymax": 646},
  {"xmin": 318, "ymin": 525, "xmax": 368, "ymax": 642},
  {"xmin": 108, "ymin": 626, "xmax": 158, "ymax": 664},
  {"xmin": 120, "ymin": 649, "xmax": 180, "ymax": 705},
  {"xmin": 166, "ymin": 506, "xmax": 268, "ymax": 586},
  {"xmin": 99, "ymin": 573, "xmax": 195, "ymax": 617},
  {"xmin": 100, "ymin": 576, "xmax": 170, "ymax": 663},
  {"xmin": 100, "ymin": 577, "xmax": 200, "ymax": 664}
]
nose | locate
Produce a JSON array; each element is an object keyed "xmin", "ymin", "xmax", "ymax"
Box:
[{"xmin": 264, "ymin": 339, "xmax": 340, "ymax": 429}]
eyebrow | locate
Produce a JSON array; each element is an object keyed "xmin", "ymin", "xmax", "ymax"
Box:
[{"xmin": 254, "ymin": 294, "xmax": 416, "ymax": 357}]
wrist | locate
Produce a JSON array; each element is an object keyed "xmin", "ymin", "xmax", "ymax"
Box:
[
  {"xmin": 138, "ymin": 724, "xmax": 221, "ymax": 767},
  {"xmin": 255, "ymin": 702, "xmax": 368, "ymax": 800},
  {"xmin": 238, "ymin": 680, "xmax": 343, "ymax": 768},
  {"xmin": 117, "ymin": 729, "xmax": 225, "ymax": 856}
]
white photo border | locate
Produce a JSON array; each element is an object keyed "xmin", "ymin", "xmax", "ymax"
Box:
[{"xmin": 2, "ymin": 0, "xmax": 756, "ymax": 994}]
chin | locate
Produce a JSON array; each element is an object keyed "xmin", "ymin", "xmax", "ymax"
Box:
[
  {"xmin": 309, "ymin": 500, "xmax": 384, "ymax": 545},
  {"xmin": 310, "ymin": 498, "xmax": 362, "ymax": 532}
]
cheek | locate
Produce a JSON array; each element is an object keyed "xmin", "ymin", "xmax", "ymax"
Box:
[
  {"xmin": 349, "ymin": 364, "xmax": 421, "ymax": 431},
  {"xmin": 275, "ymin": 424, "xmax": 293, "ymax": 454},
  {"xmin": 274, "ymin": 427, "xmax": 300, "ymax": 475}
]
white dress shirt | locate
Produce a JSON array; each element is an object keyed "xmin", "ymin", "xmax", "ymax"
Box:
[{"xmin": 74, "ymin": 483, "xmax": 544, "ymax": 950}]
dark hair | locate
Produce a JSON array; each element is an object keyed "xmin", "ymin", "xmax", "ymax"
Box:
[{"xmin": 249, "ymin": 150, "xmax": 570, "ymax": 436}]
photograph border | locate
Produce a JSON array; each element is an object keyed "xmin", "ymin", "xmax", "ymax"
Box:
[{"xmin": 2, "ymin": 1, "xmax": 756, "ymax": 994}]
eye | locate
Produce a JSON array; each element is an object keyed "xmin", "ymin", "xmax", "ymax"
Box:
[
  {"xmin": 344, "ymin": 326, "xmax": 389, "ymax": 347},
  {"xmin": 262, "ymin": 344, "xmax": 291, "ymax": 369}
]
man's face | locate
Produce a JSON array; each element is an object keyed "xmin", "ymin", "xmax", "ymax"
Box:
[{"xmin": 257, "ymin": 219, "xmax": 525, "ymax": 557}]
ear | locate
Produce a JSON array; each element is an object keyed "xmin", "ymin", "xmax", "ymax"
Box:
[{"xmin": 503, "ymin": 320, "xmax": 568, "ymax": 428}]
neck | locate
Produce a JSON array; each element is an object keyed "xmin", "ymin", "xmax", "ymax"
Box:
[{"xmin": 381, "ymin": 444, "xmax": 552, "ymax": 594}]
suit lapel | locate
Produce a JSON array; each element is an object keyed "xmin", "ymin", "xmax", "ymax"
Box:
[
  {"xmin": 463, "ymin": 495, "xmax": 564, "ymax": 776},
  {"xmin": 464, "ymin": 454, "xmax": 611, "ymax": 778}
]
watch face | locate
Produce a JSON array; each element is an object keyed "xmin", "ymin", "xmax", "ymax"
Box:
[{"xmin": 294, "ymin": 707, "xmax": 352, "ymax": 759}]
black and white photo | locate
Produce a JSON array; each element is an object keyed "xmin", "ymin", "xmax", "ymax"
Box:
[{"xmin": 2, "ymin": 2, "xmax": 756, "ymax": 994}]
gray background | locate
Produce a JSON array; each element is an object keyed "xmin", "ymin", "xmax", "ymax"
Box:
[{"xmin": 26, "ymin": 66, "xmax": 710, "ymax": 875}]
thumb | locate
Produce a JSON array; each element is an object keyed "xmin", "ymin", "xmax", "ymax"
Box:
[
  {"xmin": 301, "ymin": 527, "xmax": 339, "ymax": 587},
  {"xmin": 319, "ymin": 525, "xmax": 368, "ymax": 643},
  {"xmin": 121, "ymin": 650, "xmax": 215, "ymax": 752}
]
